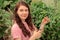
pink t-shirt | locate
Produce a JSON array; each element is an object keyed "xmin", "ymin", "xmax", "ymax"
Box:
[{"xmin": 11, "ymin": 22, "xmax": 32, "ymax": 40}]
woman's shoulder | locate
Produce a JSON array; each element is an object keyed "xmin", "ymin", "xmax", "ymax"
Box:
[
  {"xmin": 12, "ymin": 23, "xmax": 18, "ymax": 28},
  {"xmin": 11, "ymin": 22, "xmax": 22, "ymax": 35},
  {"xmin": 11, "ymin": 22, "xmax": 20, "ymax": 31}
]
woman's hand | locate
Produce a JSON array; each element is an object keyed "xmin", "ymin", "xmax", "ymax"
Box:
[
  {"xmin": 39, "ymin": 16, "xmax": 50, "ymax": 30},
  {"xmin": 33, "ymin": 30, "xmax": 42, "ymax": 39},
  {"xmin": 29, "ymin": 30, "xmax": 42, "ymax": 40},
  {"xmin": 41, "ymin": 16, "xmax": 50, "ymax": 25}
]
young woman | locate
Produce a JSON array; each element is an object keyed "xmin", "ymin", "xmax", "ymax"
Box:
[{"xmin": 11, "ymin": 1, "xmax": 50, "ymax": 40}]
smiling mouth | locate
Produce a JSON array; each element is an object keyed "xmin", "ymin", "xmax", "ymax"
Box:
[{"xmin": 22, "ymin": 15, "xmax": 27, "ymax": 17}]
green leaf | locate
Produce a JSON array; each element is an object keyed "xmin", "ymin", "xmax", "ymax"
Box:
[{"xmin": 3, "ymin": 1, "xmax": 12, "ymax": 8}]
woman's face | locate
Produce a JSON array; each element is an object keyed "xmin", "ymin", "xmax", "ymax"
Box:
[{"xmin": 17, "ymin": 5, "xmax": 29, "ymax": 21}]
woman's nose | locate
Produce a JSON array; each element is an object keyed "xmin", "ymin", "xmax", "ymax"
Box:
[{"xmin": 23, "ymin": 11, "xmax": 27, "ymax": 14}]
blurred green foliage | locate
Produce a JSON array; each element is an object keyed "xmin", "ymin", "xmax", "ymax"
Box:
[
  {"xmin": 0, "ymin": 0, "xmax": 60, "ymax": 40},
  {"xmin": 30, "ymin": 0, "xmax": 60, "ymax": 40}
]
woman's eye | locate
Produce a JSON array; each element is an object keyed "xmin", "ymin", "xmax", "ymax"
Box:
[
  {"xmin": 20, "ymin": 9, "xmax": 23, "ymax": 12},
  {"xmin": 25, "ymin": 9, "xmax": 28, "ymax": 12}
]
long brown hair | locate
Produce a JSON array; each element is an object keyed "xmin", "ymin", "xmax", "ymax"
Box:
[{"xmin": 13, "ymin": 1, "xmax": 34, "ymax": 37}]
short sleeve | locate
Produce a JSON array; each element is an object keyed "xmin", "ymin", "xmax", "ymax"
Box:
[{"xmin": 11, "ymin": 23, "xmax": 22, "ymax": 40}]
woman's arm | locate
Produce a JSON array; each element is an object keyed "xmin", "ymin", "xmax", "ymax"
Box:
[
  {"xmin": 29, "ymin": 17, "xmax": 50, "ymax": 40},
  {"xmin": 39, "ymin": 16, "xmax": 50, "ymax": 30},
  {"xmin": 29, "ymin": 23, "xmax": 45, "ymax": 40},
  {"xmin": 29, "ymin": 28, "xmax": 44, "ymax": 40}
]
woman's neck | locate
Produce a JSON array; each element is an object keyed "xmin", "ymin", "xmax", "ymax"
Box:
[{"xmin": 21, "ymin": 19, "xmax": 26, "ymax": 23}]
